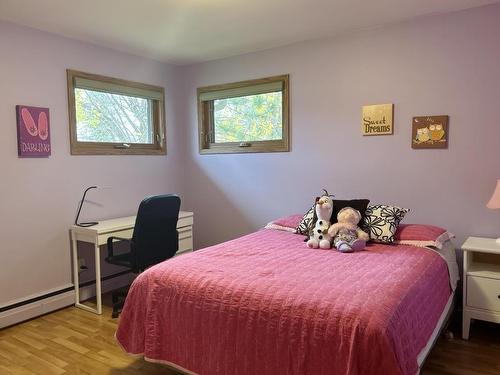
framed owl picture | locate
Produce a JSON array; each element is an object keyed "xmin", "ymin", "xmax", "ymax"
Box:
[{"xmin": 412, "ymin": 115, "xmax": 449, "ymax": 149}]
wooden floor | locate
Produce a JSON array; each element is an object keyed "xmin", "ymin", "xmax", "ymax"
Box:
[
  {"xmin": 1, "ymin": 298, "xmax": 499, "ymax": 374},
  {"xmin": 422, "ymin": 318, "xmax": 500, "ymax": 375},
  {"xmin": 0, "ymin": 297, "xmax": 180, "ymax": 375}
]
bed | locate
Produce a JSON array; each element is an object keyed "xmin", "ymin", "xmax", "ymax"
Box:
[{"xmin": 116, "ymin": 223, "xmax": 458, "ymax": 375}]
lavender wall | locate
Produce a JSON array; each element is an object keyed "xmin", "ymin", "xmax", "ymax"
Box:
[
  {"xmin": 2, "ymin": 3, "xmax": 500, "ymax": 309},
  {"xmin": 0, "ymin": 21, "xmax": 184, "ymax": 306},
  {"xmin": 179, "ymin": 4, "xmax": 500, "ymax": 250}
]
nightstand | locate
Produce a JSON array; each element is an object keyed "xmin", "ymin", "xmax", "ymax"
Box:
[{"xmin": 462, "ymin": 236, "xmax": 500, "ymax": 339}]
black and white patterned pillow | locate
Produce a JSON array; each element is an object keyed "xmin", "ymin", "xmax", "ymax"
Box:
[
  {"xmin": 295, "ymin": 205, "xmax": 316, "ymax": 235},
  {"xmin": 362, "ymin": 205, "xmax": 409, "ymax": 243}
]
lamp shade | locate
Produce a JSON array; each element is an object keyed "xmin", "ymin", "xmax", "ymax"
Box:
[{"xmin": 486, "ymin": 179, "xmax": 500, "ymax": 209}]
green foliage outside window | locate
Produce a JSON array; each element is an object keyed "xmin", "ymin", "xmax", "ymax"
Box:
[
  {"xmin": 213, "ymin": 92, "xmax": 282, "ymax": 143},
  {"xmin": 75, "ymin": 88, "xmax": 152, "ymax": 144}
]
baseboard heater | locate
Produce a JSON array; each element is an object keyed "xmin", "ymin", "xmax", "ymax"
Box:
[{"xmin": 0, "ymin": 270, "xmax": 133, "ymax": 329}]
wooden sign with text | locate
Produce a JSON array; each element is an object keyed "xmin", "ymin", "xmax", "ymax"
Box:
[{"xmin": 361, "ymin": 103, "xmax": 394, "ymax": 136}]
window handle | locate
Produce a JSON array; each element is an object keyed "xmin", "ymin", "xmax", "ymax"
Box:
[
  {"xmin": 239, "ymin": 142, "xmax": 251, "ymax": 147},
  {"xmin": 114, "ymin": 143, "xmax": 130, "ymax": 149}
]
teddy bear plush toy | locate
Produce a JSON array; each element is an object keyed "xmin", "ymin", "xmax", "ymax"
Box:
[
  {"xmin": 328, "ymin": 207, "xmax": 369, "ymax": 253},
  {"xmin": 306, "ymin": 194, "xmax": 334, "ymax": 249}
]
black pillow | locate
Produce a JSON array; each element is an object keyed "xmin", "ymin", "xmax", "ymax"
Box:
[{"xmin": 330, "ymin": 199, "xmax": 370, "ymax": 224}]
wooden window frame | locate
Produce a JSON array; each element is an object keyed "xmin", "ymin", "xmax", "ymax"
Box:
[
  {"xmin": 67, "ymin": 69, "xmax": 166, "ymax": 155},
  {"xmin": 197, "ymin": 74, "xmax": 290, "ymax": 154}
]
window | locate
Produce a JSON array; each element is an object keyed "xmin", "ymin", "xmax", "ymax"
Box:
[
  {"xmin": 197, "ymin": 75, "xmax": 289, "ymax": 154},
  {"xmin": 67, "ymin": 70, "xmax": 166, "ymax": 155}
]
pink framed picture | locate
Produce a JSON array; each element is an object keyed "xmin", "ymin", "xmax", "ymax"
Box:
[{"xmin": 16, "ymin": 105, "xmax": 51, "ymax": 157}]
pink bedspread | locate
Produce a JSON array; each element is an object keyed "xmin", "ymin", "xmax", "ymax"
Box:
[{"xmin": 116, "ymin": 229, "xmax": 451, "ymax": 375}]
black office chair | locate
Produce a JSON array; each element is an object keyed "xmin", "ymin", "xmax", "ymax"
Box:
[{"xmin": 105, "ymin": 194, "xmax": 181, "ymax": 318}]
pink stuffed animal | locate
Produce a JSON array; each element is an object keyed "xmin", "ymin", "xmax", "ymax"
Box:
[{"xmin": 328, "ymin": 207, "xmax": 369, "ymax": 253}]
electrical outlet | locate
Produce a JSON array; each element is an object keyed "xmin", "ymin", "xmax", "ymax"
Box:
[{"xmin": 78, "ymin": 258, "xmax": 88, "ymax": 272}]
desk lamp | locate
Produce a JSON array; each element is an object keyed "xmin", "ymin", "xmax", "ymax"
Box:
[
  {"xmin": 74, "ymin": 186, "xmax": 99, "ymax": 227},
  {"xmin": 486, "ymin": 179, "xmax": 500, "ymax": 244}
]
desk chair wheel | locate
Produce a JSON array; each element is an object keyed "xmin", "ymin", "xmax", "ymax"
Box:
[
  {"xmin": 112, "ymin": 302, "xmax": 124, "ymax": 319},
  {"xmin": 111, "ymin": 287, "xmax": 128, "ymax": 318}
]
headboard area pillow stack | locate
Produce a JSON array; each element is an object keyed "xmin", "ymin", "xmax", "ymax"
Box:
[
  {"xmin": 271, "ymin": 194, "xmax": 419, "ymax": 245},
  {"xmin": 267, "ymin": 210, "xmax": 454, "ymax": 250},
  {"xmin": 269, "ymin": 194, "xmax": 454, "ymax": 248}
]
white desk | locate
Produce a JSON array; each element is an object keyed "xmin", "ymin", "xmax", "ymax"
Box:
[{"xmin": 70, "ymin": 211, "xmax": 193, "ymax": 314}]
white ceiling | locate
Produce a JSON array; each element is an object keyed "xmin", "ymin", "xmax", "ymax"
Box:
[{"xmin": 0, "ymin": 0, "xmax": 498, "ymax": 65}]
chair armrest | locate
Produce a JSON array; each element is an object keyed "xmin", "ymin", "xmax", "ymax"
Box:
[{"xmin": 106, "ymin": 236, "xmax": 132, "ymax": 259}]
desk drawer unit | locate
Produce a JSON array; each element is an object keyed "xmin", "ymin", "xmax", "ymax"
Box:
[
  {"xmin": 177, "ymin": 226, "xmax": 193, "ymax": 255},
  {"xmin": 467, "ymin": 275, "xmax": 500, "ymax": 312},
  {"xmin": 178, "ymin": 214, "xmax": 194, "ymax": 229}
]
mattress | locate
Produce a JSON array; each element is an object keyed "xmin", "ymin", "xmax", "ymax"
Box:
[{"xmin": 116, "ymin": 228, "xmax": 454, "ymax": 375}]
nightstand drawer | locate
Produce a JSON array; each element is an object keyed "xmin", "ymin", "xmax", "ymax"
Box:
[{"xmin": 467, "ymin": 275, "xmax": 500, "ymax": 312}]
